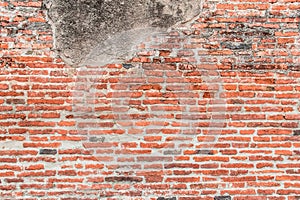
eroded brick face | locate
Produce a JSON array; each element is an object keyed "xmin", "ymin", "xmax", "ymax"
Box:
[{"xmin": 0, "ymin": 0, "xmax": 300, "ymax": 199}]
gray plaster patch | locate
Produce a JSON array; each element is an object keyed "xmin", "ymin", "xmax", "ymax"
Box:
[
  {"xmin": 83, "ymin": 27, "xmax": 163, "ymax": 67},
  {"xmin": 44, "ymin": 0, "xmax": 202, "ymax": 66}
]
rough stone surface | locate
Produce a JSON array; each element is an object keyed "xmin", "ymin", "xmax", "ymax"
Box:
[{"xmin": 45, "ymin": 0, "xmax": 202, "ymax": 66}]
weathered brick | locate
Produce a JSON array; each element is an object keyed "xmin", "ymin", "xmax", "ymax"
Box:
[
  {"xmin": 39, "ymin": 149, "xmax": 57, "ymax": 155},
  {"xmin": 157, "ymin": 197, "xmax": 176, "ymax": 200},
  {"xmin": 293, "ymin": 130, "xmax": 300, "ymax": 136},
  {"xmin": 214, "ymin": 196, "xmax": 231, "ymax": 200},
  {"xmin": 105, "ymin": 176, "xmax": 143, "ymax": 182}
]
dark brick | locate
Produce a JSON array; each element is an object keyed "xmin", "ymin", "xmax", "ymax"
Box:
[
  {"xmin": 6, "ymin": 99, "xmax": 25, "ymax": 104},
  {"xmin": 221, "ymin": 42, "xmax": 251, "ymax": 50},
  {"xmin": 5, "ymin": 178, "xmax": 24, "ymax": 183},
  {"xmin": 293, "ymin": 130, "xmax": 300, "ymax": 136},
  {"xmin": 39, "ymin": 149, "xmax": 57, "ymax": 155},
  {"xmin": 288, "ymin": 65, "xmax": 300, "ymax": 71},
  {"xmin": 164, "ymin": 163, "xmax": 199, "ymax": 169},
  {"xmin": 157, "ymin": 197, "xmax": 176, "ymax": 200},
  {"xmin": 266, "ymin": 86, "xmax": 275, "ymax": 91},
  {"xmin": 197, "ymin": 149, "xmax": 214, "ymax": 155},
  {"xmin": 214, "ymin": 196, "xmax": 231, "ymax": 200},
  {"xmin": 89, "ymin": 136, "xmax": 105, "ymax": 142},
  {"xmin": 105, "ymin": 176, "xmax": 143, "ymax": 182},
  {"xmin": 294, "ymin": 150, "xmax": 300, "ymax": 155},
  {"xmin": 122, "ymin": 63, "xmax": 134, "ymax": 69},
  {"xmin": 163, "ymin": 150, "xmax": 182, "ymax": 155}
]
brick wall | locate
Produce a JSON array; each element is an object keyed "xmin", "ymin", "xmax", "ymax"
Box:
[{"xmin": 0, "ymin": 0, "xmax": 300, "ymax": 199}]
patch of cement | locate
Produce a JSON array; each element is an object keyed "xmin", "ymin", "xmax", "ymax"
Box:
[
  {"xmin": 83, "ymin": 27, "xmax": 163, "ymax": 67},
  {"xmin": 44, "ymin": 0, "xmax": 202, "ymax": 66}
]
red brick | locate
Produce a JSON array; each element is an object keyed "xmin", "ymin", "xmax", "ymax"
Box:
[{"xmin": 1, "ymin": 0, "xmax": 300, "ymax": 198}]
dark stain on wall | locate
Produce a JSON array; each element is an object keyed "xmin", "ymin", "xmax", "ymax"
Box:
[{"xmin": 44, "ymin": 0, "xmax": 202, "ymax": 66}]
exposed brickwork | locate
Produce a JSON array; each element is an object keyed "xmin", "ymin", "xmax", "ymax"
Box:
[{"xmin": 0, "ymin": 0, "xmax": 300, "ymax": 199}]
